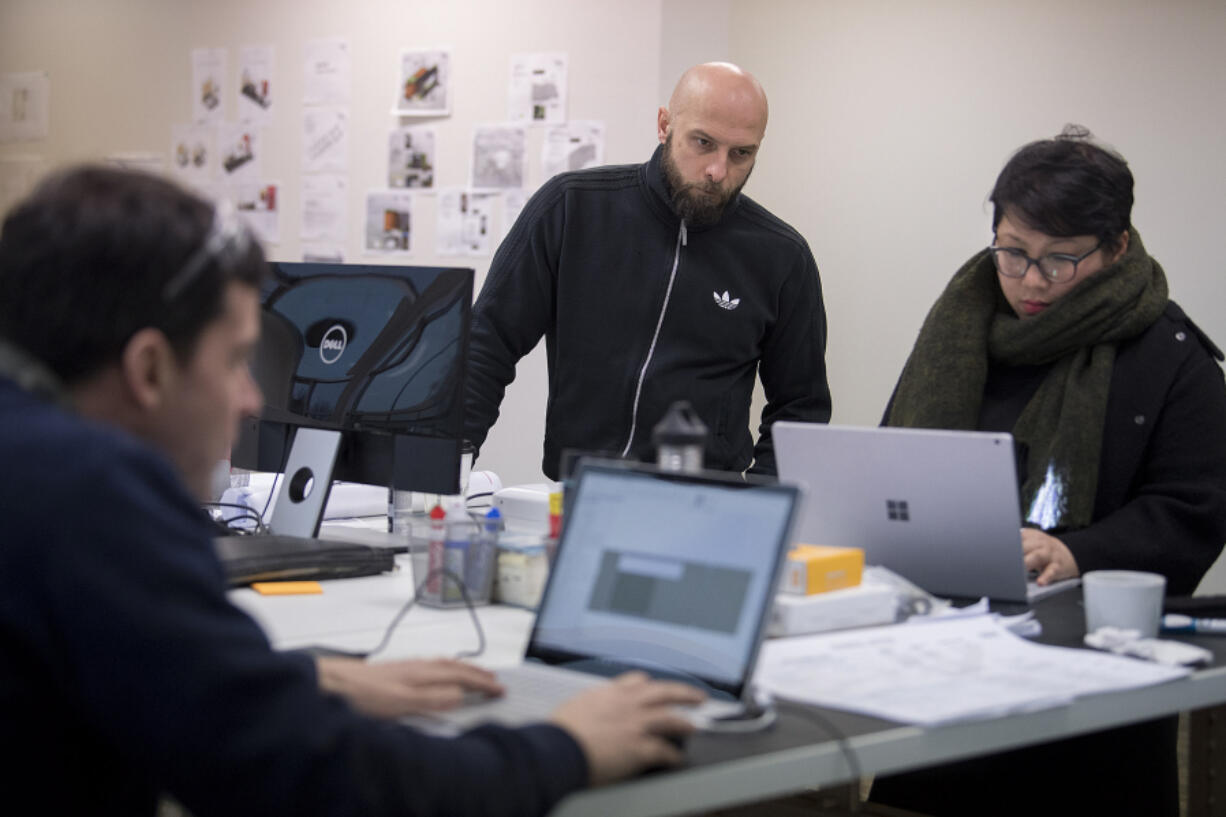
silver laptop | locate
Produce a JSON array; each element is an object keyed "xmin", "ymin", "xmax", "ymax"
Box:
[
  {"xmin": 773, "ymin": 422, "xmax": 1052, "ymax": 605},
  {"xmin": 413, "ymin": 461, "xmax": 800, "ymax": 732}
]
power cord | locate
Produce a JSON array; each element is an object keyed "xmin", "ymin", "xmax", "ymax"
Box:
[{"xmin": 319, "ymin": 567, "xmax": 486, "ymax": 662}]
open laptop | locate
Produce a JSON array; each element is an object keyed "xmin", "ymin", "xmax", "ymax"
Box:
[
  {"xmin": 412, "ymin": 461, "xmax": 800, "ymax": 732},
  {"xmin": 773, "ymin": 422, "xmax": 1075, "ymax": 606}
]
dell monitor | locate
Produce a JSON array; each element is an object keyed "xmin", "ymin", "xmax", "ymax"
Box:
[{"xmin": 231, "ymin": 261, "xmax": 473, "ymax": 532}]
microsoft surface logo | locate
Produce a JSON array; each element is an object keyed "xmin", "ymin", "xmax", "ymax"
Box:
[{"xmin": 886, "ymin": 499, "xmax": 910, "ymax": 521}]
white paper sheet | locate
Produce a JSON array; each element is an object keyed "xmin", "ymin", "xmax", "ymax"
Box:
[
  {"xmin": 238, "ymin": 45, "xmax": 274, "ymax": 123},
  {"xmin": 303, "ymin": 38, "xmax": 351, "ymax": 106},
  {"xmin": 302, "ymin": 244, "xmax": 344, "ymax": 263},
  {"xmin": 471, "ymin": 124, "xmax": 526, "ymax": 190},
  {"xmin": 301, "ymin": 174, "xmax": 347, "ymax": 244},
  {"xmin": 191, "ymin": 48, "xmax": 226, "ymax": 124},
  {"xmin": 394, "ymin": 49, "xmax": 450, "ymax": 116},
  {"xmin": 230, "ymin": 182, "xmax": 280, "ymax": 246},
  {"xmin": 500, "ymin": 188, "xmax": 528, "ymax": 244},
  {"xmin": 755, "ymin": 614, "xmax": 1189, "ymax": 726},
  {"xmin": 542, "ymin": 120, "xmax": 605, "ymax": 179},
  {"xmin": 436, "ymin": 187, "xmax": 495, "ymax": 256},
  {"xmin": 218, "ymin": 123, "xmax": 261, "ymax": 183},
  {"xmin": 364, "ymin": 190, "xmax": 414, "ymax": 254},
  {"xmin": 0, "ymin": 72, "xmax": 50, "ymax": 143},
  {"xmin": 171, "ymin": 123, "xmax": 217, "ymax": 186},
  {"xmin": 508, "ymin": 52, "xmax": 567, "ymax": 123},
  {"xmin": 302, "ymin": 107, "xmax": 348, "ymax": 173},
  {"xmin": 388, "ymin": 125, "xmax": 435, "ymax": 188}
]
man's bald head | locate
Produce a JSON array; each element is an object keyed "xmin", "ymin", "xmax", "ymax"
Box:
[
  {"xmin": 667, "ymin": 62, "xmax": 768, "ymax": 138},
  {"xmin": 656, "ymin": 63, "xmax": 768, "ymax": 226}
]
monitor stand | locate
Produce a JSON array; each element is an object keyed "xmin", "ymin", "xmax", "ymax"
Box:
[{"xmin": 268, "ymin": 427, "xmax": 342, "ymax": 537}]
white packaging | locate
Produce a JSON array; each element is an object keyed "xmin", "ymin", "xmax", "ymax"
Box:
[{"xmin": 767, "ymin": 583, "xmax": 898, "ymax": 637}]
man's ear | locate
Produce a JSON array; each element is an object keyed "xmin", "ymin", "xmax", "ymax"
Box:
[
  {"xmin": 657, "ymin": 106, "xmax": 670, "ymax": 144},
  {"xmin": 119, "ymin": 327, "xmax": 178, "ymax": 411}
]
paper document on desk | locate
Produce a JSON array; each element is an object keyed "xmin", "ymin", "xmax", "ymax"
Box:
[{"xmin": 755, "ymin": 615, "xmax": 1189, "ymax": 726}]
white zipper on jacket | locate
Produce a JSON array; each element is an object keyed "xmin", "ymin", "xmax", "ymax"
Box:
[{"xmin": 621, "ymin": 220, "xmax": 687, "ymax": 458}]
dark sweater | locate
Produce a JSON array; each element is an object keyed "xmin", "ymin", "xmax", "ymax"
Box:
[
  {"xmin": 0, "ymin": 378, "xmax": 587, "ymax": 816},
  {"xmin": 465, "ymin": 145, "xmax": 831, "ymax": 479}
]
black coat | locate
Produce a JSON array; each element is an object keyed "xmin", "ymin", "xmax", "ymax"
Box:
[{"xmin": 1059, "ymin": 301, "xmax": 1226, "ymax": 595}]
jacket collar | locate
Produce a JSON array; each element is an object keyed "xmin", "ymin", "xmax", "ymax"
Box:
[
  {"xmin": 0, "ymin": 339, "xmax": 70, "ymax": 408},
  {"xmin": 640, "ymin": 144, "xmax": 744, "ymax": 233}
]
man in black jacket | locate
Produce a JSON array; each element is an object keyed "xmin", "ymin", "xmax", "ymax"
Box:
[
  {"xmin": 0, "ymin": 166, "xmax": 702, "ymax": 816},
  {"xmin": 466, "ymin": 63, "xmax": 831, "ymax": 479}
]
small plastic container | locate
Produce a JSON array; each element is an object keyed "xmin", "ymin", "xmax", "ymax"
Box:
[
  {"xmin": 493, "ymin": 532, "xmax": 551, "ymax": 610},
  {"xmin": 410, "ymin": 509, "xmax": 492, "ymax": 608}
]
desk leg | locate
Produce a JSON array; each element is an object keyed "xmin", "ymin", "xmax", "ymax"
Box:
[{"xmin": 1188, "ymin": 704, "xmax": 1226, "ymax": 817}]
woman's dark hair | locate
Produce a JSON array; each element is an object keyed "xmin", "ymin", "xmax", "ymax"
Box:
[
  {"xmin": 990, "ymin": 124, "xmax": 1134, "ymax": 255},
  {"xmin": 0, "ymin": 165, "xmax": 266, "ymax": 385}
]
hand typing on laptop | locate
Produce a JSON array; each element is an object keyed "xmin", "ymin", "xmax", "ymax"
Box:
[
  {"xmin": 548, "ymin": 671, "xmax": 705, "ymax": 784},
  {"xmin": 1021, "ymin": 528, "xmax": 1079, "ymax": 586},
  {"xmin": 315, "ymin": 656, "xmax": 505, "ymax": 719}
]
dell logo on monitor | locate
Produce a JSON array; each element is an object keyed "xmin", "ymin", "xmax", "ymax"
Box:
[{"xmin": 319, "ymin": 324, "xmax": 348, "ymax": 365}]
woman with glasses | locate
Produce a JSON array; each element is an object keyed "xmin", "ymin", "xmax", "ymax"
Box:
[{"xmin": 870, "ymin": 127, "xmax": 1226, "ymax": 816}]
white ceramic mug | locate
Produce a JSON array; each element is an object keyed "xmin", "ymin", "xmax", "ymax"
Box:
[{"xmin": 1082, "ymin": 570, "xmax": 1166, "ymax": 638}]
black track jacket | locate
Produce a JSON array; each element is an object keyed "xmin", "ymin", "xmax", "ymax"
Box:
[{"xmin": 465, "ymin": 145, "xmax": 832, "ymax": 479}]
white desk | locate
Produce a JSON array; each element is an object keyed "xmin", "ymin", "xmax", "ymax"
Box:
[{"xmin": 230, "ymin": 560, "xmax": 1226, "ymax": 817}]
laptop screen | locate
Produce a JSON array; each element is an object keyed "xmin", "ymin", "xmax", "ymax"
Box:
[{"xmin": 528, "ymin": 464, "xmax": 797, "ymax": 695}]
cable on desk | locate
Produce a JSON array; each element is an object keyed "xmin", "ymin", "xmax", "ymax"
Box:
[
  {"xmin": 203, "ymin": 501, "xmax": 269, "ymax": 535},
  {"xmin": 782, "ymin": 703, "xmax": 864, "ymax": 789},
  {"xmin": 359, "ymin": 567, "xmax": 487, "ymax": 661}
]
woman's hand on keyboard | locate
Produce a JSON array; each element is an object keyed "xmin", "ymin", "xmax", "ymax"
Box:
[
  {"xmin": 315, "ymin": 656, "xmax": 505, "ymax": 719},
  {"xmin": 549, "ymin": 671, "xmax": 705, "ymax": 785}
]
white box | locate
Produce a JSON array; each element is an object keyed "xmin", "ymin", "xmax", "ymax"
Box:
[
  {"xmin": 767, "ymin": 583, "xmax": 898, "ymax": 637},
  {"xmin": 493, "ymin": 483, "xmax": 554, "ymax": 533}
]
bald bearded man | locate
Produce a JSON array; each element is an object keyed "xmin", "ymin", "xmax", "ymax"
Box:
[{"xmin": 465, "ymin": 63, "xmax": 831, "ymax": 479}]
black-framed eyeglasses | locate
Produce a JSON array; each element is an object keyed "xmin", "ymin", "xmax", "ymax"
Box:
[
  {"xmin": 162, "ymin": 200, "xmax": 251, "ymax": 301},
  {"xmin": 987, "ymin": 242, "xmax": 1101, "ymax": 285}
]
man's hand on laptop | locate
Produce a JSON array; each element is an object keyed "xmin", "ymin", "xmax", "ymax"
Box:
[
  {"xmin": 315, "ymin": 656, "xmax": 505, "ymax": 719},
  {"xmin": 549, "ymin": 671, "xmax": 705, "ymax": 784},
  {"xmin": 1021, "ymin": 528, "xmax": 1080, "ymax": 586}
]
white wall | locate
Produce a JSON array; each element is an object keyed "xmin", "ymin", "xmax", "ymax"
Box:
[
  {"xmin": 727, "ymin": 0, "xmax": 1226, "ymax": 428},
  {"xmin": 4, "ymin": 0, "xmax": 1225, "ymax": 503},
  {"xmin": 0, "ymin": 0, "xmax": 666, "ymax": 488}
]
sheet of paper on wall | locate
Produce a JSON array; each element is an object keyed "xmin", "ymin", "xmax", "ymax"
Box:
[
  {"xmin": 388, "ymin": 125, "xmax": 435, "ymax": 188},
  {"xmin": 302, "ymin": 244, "xmax": 344, "ymax": 264},
  {"xmin": 508, "ymin": 52, "xmax": 567, "ymax": 124},
  {"xmin": 436, "ymin": 187, "xmax": 495, "ymax": 256},
  {"xmin": 471, "ymin": 124, "xmax": 526, "ymax": 191},
  {"xmin": 303, "ymin": 38, "xmax": 351, "ymax": 106},
  {"xmin": 500, "ymin": 188, "xmax": 528, "ymax": 245},
  {"xmin": 230, "ymin": 182, "xmax": 280, "ymax": 246},
  {"xmin": 754, "ymin": 614, "xmax": 1189, "ymax": 726},
  {"xmin": 542, "ymin": 121, "xmax": 605, "ymax": 180},
  {"xmin": 0, "ymin": 155, "xmax": 45, "ymax": 217},
  {"xmin": 238, "ymin": 45, "xmax": 274, "ymax": 124},
  {"xmin": 218, "ymin": 123, "xmax": 262, "ymax": 184},
  {"xmin": 105, "ymin": 153, "xmax": 164, "ymax": 176},
  {"xmin": 364, "ymin": 190, "xmax": 414, "ymax": 255},
  {"xmin": 300, "ymin": 174, "xmax": 347, "ymax": 245},
  {"xmin": 302, "ymin": 107, "xmax": 348, "ymax": 174},
  {"xmin": 191, "ymin": 48, "xmax": 227, "ymax": 124},
  {"xmin": 170, "ymin": 123, "xmax": 217, "ymax": 187},
  {"xmin": 0, "ymin": 72, "xmax": 50, "ymax": 143},
  {"xmin": 394, "ymin": 49, "xmax": 450, "ymax": 117}
]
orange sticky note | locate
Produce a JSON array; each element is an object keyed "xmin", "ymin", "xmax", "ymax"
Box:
[{"xmin": 251, "ymin": 581, "xmax": 323, "ymax": 596}]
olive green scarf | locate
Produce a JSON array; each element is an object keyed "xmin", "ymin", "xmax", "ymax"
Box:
[{"xmin": 886, "ymin": 229, "xmax": 1167, "ymax": 529}]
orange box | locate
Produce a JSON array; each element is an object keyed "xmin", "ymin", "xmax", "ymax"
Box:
[{"xmin": 780, "ymin": 544, "xmax": 863, "ymax": 595}]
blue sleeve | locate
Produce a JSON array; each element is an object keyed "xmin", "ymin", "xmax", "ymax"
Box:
[{"xmin": 22, "ymin": 439, "xmax": 588, "ymax": 816}]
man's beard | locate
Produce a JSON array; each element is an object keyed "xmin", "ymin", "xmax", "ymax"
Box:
[{"xmin": 660, "ymin": 133, "xmax": 751, "ymax": 227}]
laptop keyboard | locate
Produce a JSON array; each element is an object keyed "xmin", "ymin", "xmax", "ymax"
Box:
[{"xmin": 424, "ymin": 663, "xmax": 610, "ymax": 731}]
